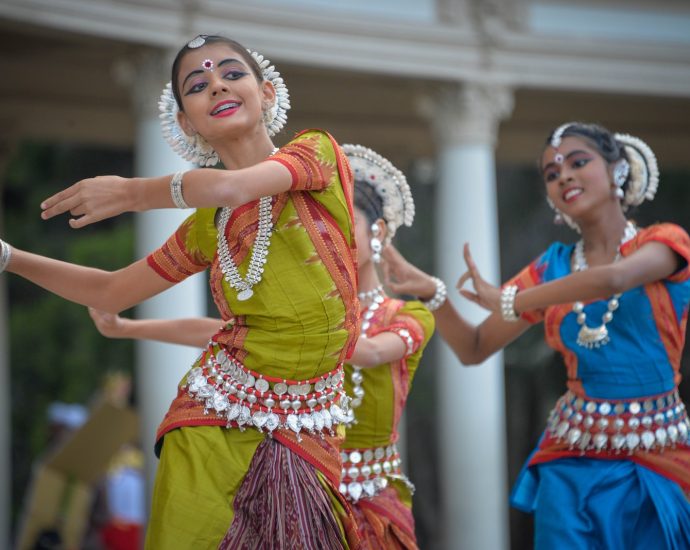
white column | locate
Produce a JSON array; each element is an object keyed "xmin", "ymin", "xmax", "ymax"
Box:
[
  {"xmin": 424, "ymin": 83, "xmax": 513, "ymax": 550},
  {"xmin": 125, "ymin": 52, "xmax": 206, "ymax": 510}
]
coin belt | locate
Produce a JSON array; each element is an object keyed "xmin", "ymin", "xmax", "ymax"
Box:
[
  {"xmin": 338, "ymin": 443, "xmax": 414, "ymax": 502},
  {"xmin": 546, "ymin": 389, "xmax": 690, "ymax": 454},
  {"xmin": 185, "ymin": 344, "xmax": 354, "ymax": 440}
]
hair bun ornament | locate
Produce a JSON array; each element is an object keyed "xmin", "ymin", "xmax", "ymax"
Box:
[
  {"xmin": 159, "ymin": 82, "xmax": 220, "ymax": 166},
  {"xmin": 342, "ymin": 144, "xmax": 415, "ymax": 245},
  {"xmin": 614, "ymin": 133, "xmax": 659, "ymax": 210},
  {"xmin": 248, "ymin": 50, "xmax": 291, "ymax": 137}
]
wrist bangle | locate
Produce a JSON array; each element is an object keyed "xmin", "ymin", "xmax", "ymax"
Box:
[
  {"xmin": 170, "ymin": 171, "xmax": 190, "ymax": 209},
  {"xmin": 0, "ymin": 239, "xmax": 12, "ymax": 273},
  {"xmin": 500, "ymin": 284, "xmax": 519, "ymax": 322},
  {"xmin": 422, "ymin": 277, "xmax": 447, "ymax": 312}
]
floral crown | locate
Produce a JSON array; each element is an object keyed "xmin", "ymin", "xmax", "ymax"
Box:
[
  {"xmin": 158, "ymin": 36, "xmax": 291, "ymax": 166},
  {"xmin": 343, "ymin": 144, "xmax": 415, "ymax": 245}
]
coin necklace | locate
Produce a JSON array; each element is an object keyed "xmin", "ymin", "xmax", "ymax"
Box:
[
  {"xmin": 572, "ymin": 221, "xmax": 637, "ymax": 348},
  {"xmin": 350, "ymin": 285, "xmax": 385, "ymax": 409},
  {"xmin": 217, "ymin": 148, "xmax": 279, "ymax": 301}
]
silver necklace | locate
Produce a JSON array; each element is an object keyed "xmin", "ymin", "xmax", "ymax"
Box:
[
  {"xmin": 217, "ymin": 148, "xmax": 278, "ymax": 301},
  {"xmin": 571, "ymin": 221, "xmax": 637, "ymax": 349},
  {"xmin": 350, "ymin": 286, "xmax": 385, "ymax": 409}
]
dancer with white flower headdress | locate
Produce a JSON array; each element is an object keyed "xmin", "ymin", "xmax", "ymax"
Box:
[
  {"xmin": 1, "ymin": 34, "xmax": 361, "ymax": 548},
  {"xmin": 382, "ymin": 122, "xmax": 690, "ymax": 548},
  {"xmin": 89, "ymin": 144, "xmax": 435, "ymax": 549}
]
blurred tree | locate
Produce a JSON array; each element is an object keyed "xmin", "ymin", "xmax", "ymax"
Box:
[{"xmin": 2, "ymin": 141, "xmax": 135, "ymax": 529}]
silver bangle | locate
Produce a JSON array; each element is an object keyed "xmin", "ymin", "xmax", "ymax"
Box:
[
  {"xmin": 500, "ymin": 284, "xmax": 520, "ymax": 322},
  {"xmin": 170, "ymin": 171, "xmax": 190, "ymax": 209},
  {"xmin": 0, "ymin": 239, "xmax": 12, "ymax": 273},
  {"xmin": 422, "ymin": 277, "xmax": 448, "ymax": 312}
]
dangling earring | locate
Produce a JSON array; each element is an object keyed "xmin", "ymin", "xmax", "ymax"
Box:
[
  {"xmin": 546, "ymin": 197, "xmax": 580, "ymax": 233},
  {"xmin": 261, "ymin": 106, "xmax": 272, "ymax": 126},
  {"xmin": 613, "ymin": 159, "xmax": 630, "ymax": 199},
  {"xmin": 370, "ymin": 224, "xmax": 382, "ymax": 264}
]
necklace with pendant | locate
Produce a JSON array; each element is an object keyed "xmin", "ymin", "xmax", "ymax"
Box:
[
  {"xmin": 217, "ymin": 147, "xmax": 279, "ymax": 301},
  {"xmin": 571, "ymin": 221, "xmax": 637, "ymax": 349},
  {"xmin": 350, "ymin": 285, "xmax": 385, "ymax": 409}
]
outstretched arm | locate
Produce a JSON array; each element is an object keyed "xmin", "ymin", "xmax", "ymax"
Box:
[
  {"xmin": 383, "ymin": 240, "xmax": 682, "ymax": 366},
  {"xmin": 382, "ymin": 245, "xmax": 530, "ymax": 365},
  {"xmin": 89, "ymin": 308, "xmax": 410, "ymax": 365},
  {"xmin": 510, "ymin": 241, "xmax": 680, "ymax": 315},
  {"xmin": 6, "ymin": 247, "xmax": 173, "ymax": 313},
  {"xmin": 88, "ymin": 309, "xmax": 221, "ymax": 348},
  {"xmin": 40, "ymin": 161, "xmax": 293, "ymax": 228},
  {"xmin": 349, "ymin": 333, "xmax": 408, "ymax": 368}
]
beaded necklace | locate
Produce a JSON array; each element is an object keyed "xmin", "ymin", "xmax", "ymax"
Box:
[
  {"xmin": 350, "ymin": 286, "xmax": 385, "ymax": 409},
  {"xmin": 571, "ymin": 221, "xmax": 637, "ymax": 348}
]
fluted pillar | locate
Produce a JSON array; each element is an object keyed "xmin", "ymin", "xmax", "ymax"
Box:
[
  {"xmin": 423, "ymin": 83, "xmax": 513, "ymax": 550},
  {"xmin": 123, "ymin": 51, "xmax": 206, "ymax": 512}
]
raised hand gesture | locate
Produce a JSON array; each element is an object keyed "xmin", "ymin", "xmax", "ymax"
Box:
[
  {"xmin": 456, "ymin": 243, "xmax": 501, "ymax": 313},
  {"xmin": 41, "ymin": 175, "xmax": 136, "ymax": 228},
  {"xmin": 382, "ymin": 245, "xmax": 437, "ymax": 299}
]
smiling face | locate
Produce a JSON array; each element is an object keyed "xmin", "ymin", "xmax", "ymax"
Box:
[
  {"xmin": 173, "ymin": 42, "xmax": 275, "ymax": 143},
  {"xmin": 541, "ymin": 135, "xmax": 619, "ymax": 220}
]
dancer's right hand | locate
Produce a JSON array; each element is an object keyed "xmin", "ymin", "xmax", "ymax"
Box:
[
  {"xmin": 382, "ymin": 246, "xmax": 437, "ymax": 300},
  {"xmin": 41, "ymin": 175, "xmax": 136, "ymax": 228}
]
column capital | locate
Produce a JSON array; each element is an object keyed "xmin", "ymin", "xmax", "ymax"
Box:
[
  {"xmin": 420, "ymin": 82, "xmax": 514, "ymax": 147},
  {"xmin": 113, "ymin": 49, "xmax": 177, "ymax": 120}
]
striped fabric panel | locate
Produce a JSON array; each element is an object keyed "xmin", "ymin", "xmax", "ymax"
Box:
[{"xmin": 219, "ymin": 438, "xmax": 348, "ymax": 550}]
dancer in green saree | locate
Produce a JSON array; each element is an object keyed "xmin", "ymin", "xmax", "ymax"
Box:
[{"xmin": 2, "ymin": 35, "xmax": 361, "ymax": 549}]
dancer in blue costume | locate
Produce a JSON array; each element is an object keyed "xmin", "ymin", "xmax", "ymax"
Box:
[{"xmin": 382, "ymin": 122, "xmax": 690, "ymax": 549}]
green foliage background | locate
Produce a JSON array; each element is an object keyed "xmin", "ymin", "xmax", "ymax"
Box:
[{"xmin": 2, "ymin": 142, "xmax": 135, "ymax": 525}]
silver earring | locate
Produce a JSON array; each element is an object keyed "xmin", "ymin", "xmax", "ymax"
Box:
[
  {"xmin": 370, "ymin": 224, "xmax": 382, "ymax": 264},
  {"xmin": 553, "ymin": 212, "xmax": 564, "ymax": 225},
  {"xmin": 613, "ymin": 159, "xmax": 630, "ymax": 189}
]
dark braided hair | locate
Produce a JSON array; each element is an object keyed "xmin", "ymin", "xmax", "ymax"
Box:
[
  {"xmin": 353, "ymin": 180, "xmax": 385, "ymax": 226},
  {"xmin": 546, "ymin": 122, "xmax": 627, "ymax": 165}
]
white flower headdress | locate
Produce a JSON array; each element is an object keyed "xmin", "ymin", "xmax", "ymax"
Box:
[
  {"xmin": 159, "ymin": 36, "xmax": 291, "ymax": 166},
  {"xmin": 343, "ymin": 144, "xmax": 415, "ymax": 245},
  {"xmin": 614, "ymin": 133, "xmax": 659, "ymax": 210}
]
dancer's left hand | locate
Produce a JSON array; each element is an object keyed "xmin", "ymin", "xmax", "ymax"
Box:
[
  {"xmin": 456, "ymin": 243, "xmax": 501, "ymax": 313},
  {"xmin": 41, "ymin": 175, "xmax": 136, "ymax": 228}
]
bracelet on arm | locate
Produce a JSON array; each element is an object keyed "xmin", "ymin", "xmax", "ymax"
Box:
[
  {"xmin": 170, "ymin": 171, "xmax": 190, "ymax": 209},
  {"xmin": 422, "ymin": 276, "xmax": 448, "ymax": 312},
  {"xmin": 0, "ymin": 239, "xmax": 12, "ymax": 273},
  {"xmin": 500, "ymin": 284, "xmax": 520, "ymax": 322}
]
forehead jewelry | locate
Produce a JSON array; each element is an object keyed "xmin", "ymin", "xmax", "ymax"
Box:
[
  {"xmin": 554, "ymin": 153, "xmax": 564, "ymax": 164},
  {"xmin": 202, "ymin": 59, "xmax": 214, "ymax": 71},
  {"xmin": 187, "ymin": 35, "xmax": 206, "ymax": 48},
  {"xmin": 550, "ymin": 121, "xmax": 577, "ymax": 149}
]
